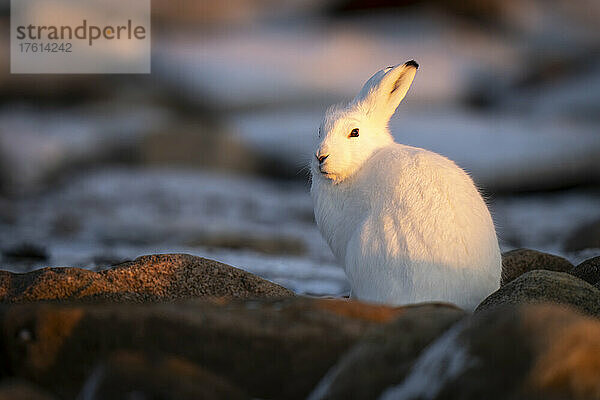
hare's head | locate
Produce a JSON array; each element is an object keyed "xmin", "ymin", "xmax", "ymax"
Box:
[{"xmin": 312, "ymin": 61, "xmax": 418, "ymax": 184}]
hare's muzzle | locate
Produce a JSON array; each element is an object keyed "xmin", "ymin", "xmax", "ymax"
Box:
[{"xmin": 316, "ymin": 154, "xmax": 329, "ymax": 164}]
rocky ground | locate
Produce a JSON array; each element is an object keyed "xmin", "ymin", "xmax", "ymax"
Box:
[
  {"xmin": 1, "ymin": 0, "xmax": 599, "ymax": 298},
  {"xmin": 0, "ymin": 250, "xmax": 599, "ymax": 399}
]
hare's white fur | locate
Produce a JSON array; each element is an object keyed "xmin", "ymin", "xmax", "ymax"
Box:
[{"xmin": 310, "ymin": 62, "xmax": 501, "ymax": 310}]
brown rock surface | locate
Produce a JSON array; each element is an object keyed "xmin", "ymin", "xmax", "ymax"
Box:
[
  {"xmin": 501, "ymin": 248, "xmax": 573, "ymax": 285},
  {"xmin": 79, "ymin": 351, "xmax": 248, "ymax": 400},
  {"xmin": 0, "ymin": 379, "xmax": 56, "ymax": 400},
  {"xmin": 308, "ymin": 303, "xmax": 465, "ymax": 400},
  {"xmin": 380, "ymin": 304, "xmax": 600, "ymax": 400},
  {"xmin": 0, "ymin": 297, "xmax": 405, "ymax": 400},
  {"xmin": 0, "ymin": 253, "xmax": 294, "ymax": 303},
  {"xmin": 477, "ymin": 270, "xmax": 600, "ymax": 317}
]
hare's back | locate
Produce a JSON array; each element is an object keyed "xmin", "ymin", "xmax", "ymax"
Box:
[
  {"xmin": 365, "ymin": 144, "xmax": 481, "ymax": 201},
  {"xmin": 359, "ymin": 144, "xmax": 495, "ymax": 250},
  {"xmin": 347, "ymin": 144, "xmax": 499, "ymax": 288}
]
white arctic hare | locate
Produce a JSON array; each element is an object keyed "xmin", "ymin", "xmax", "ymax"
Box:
[{"xmin": 310, "ymin": 61, "xmax": 501, "ymax": 310}]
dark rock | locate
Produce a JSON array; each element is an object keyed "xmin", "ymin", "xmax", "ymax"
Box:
[
  {"xmin": 570, "ymin": 256, "xmax": 600, "ymax": 286},
  {"xmin": 186, "ymin": 232, "xmax": 306, "ymax": 256},
  {"xmin": 0, "ymin": 253, "xmax": 294, "ymax": 303},
  {"xmin": 2, "ymin": 243, "xmax": 48, "ymax": 261},
  {"xmin": 308, "ymin": 303, "xmax": 465, "ymax": 400},
  {"xmin": 501, "ymin": 248, "xmax": 573, "ymax": 285},
  {"xmin": 140, "ymin": 124, "xmax": 262, "ymax": 180},
  {"xmin": 0, "ymin": 297, "xmax": 406, "ymax": 400},
  {"xmin": 79, "ymin": 351, "xmax": 248, "ymax": 400},
  {"xmin": 0, "ymin": 379, "xmax": 56, "ymax": 400},
  {"xmin": 564, "ymin": 218, "xmax": 600, "ymax": 252},
  {"xmin": 379, "ymin": 304, "xmax": 600, "ymax": 400},
  {"xmin": 477, "ymin": 270, "xmax": 600, "ymax": 317}
]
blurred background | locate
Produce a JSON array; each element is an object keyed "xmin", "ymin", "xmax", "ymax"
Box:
[{"xmin": 0, "ymin": 0, "xmax": 599, "ymax": 296}]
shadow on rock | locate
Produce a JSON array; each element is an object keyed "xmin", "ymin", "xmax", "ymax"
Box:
[{"xmin": 0, "ymin": 297, "xmax": 408, "ymax": 400}]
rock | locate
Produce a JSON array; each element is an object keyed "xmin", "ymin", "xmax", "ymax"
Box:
[
  {"xmin": 308, "ymin": 303, "xmax": 465, "ymax": 400},
  {"xmin": 2, "ymin": 243, "xmax": 48, "ymax": 261},
  {"xmin": 500, "ymin": 248, "xmax": 573, "ymax": 285},
  {"xmin": 0, "ymin": 253, "xmax": 294, "ymax": 303},
  {"xmin": 0, "ymin": 379, "xmax": 56, "ymax": 400},
  {"xmin": 0, "ymin": 243, "xmax": 49, "ymax": 273},
  {"xmin": 380, "ymin": 304, "xmax": 600, "ymax": 400},
  {"xmin": 564, "ymin": 219, "xmax": 600, "ymax": 252},
  {"xmin": 186, "ymin": 232, "xmax": 306, "ymax": 256},
  {"xmin": 477, "ymin": 270, "xmax": 600, "ymax": 317},
  {"xmin": 79, "ymin": 351, "xmax": 248, "ymax": 400},
  {"xmin": 0, "ymin": 297, "xmax": 405, "ymax": 400},
  {"xmin": 570, "ymin": 256, "xmax": 600, "ymax": 286},
  {"xmin": 140, "ymin": 123, "xmax": 263, "ymax": 180}
]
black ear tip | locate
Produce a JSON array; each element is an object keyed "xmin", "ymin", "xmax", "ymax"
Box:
[{"xmin": 404, "ymin": 60, "xmax": 419, "ymax": 69}]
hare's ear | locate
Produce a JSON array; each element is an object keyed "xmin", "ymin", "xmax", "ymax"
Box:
[{"xmin": 353, "ymin": 60, "xmax": 418, "ymax": 122}]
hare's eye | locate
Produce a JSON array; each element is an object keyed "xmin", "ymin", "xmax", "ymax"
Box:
[{"xmin": 349, "ymin": 128, "xmax": 359, "ymax": 138}]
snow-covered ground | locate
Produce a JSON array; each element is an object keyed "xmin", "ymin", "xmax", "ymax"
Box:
[
  {"xmin": 0, "ymin": 168, "xmax": 346, "ymax": 295},
  {"xmin": 1, "ymin": 168, "xmax": 598, "ymax": 296}
]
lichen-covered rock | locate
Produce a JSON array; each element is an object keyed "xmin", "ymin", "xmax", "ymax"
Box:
[
  {"xmin": 570, "ymin": 256, "xmax": 600, "ymax": 287},
  {"xmin": 501, "ymin": 248, "xmax": 573, "ymax": 285},
  {"xmin": 380, "ymin": 304, "xmax": 600, "ymax": 400},
  {"xmin": 79, "ymin": 351, "xmax": 248, "ymax": 400},
  {"xmin": 308, "ymin": 303, "xmax": 465, "ymax": 400},
  {"xmin": 477, "ymin": 270, "xmax": 600, "ymax": 317},
  {"xmin": 0, "ymin": 253, "xmax": 294, "ymax": 303},
  {"xmin": 0, "ymin": 297, "xmax": 405, "ymax": 400}
]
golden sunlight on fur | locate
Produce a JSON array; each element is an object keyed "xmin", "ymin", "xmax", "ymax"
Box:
[{"xmin": 311, "ymin": 61, "xmax": 501, "ymax": 310}]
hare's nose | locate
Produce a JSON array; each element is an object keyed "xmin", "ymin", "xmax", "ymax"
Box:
[{"xmin": 316, "ymin": 154, "xmax": 329, "ymax": 164}]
